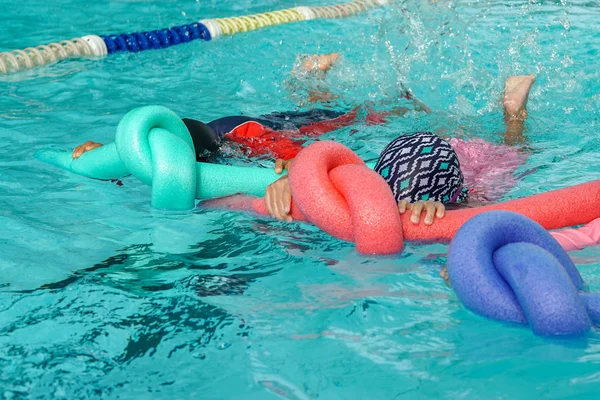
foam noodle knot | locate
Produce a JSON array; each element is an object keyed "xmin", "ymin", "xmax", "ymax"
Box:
[
  {"xmin": 255, "ymin": 141, "xmax": 403, "ymax": 254},
  {"xmin": 448, "ymin": 211, "xmax": 600, "ymax": 336},
  {"xmin": 35, "ymin": 106, "xmax": 283, "ymax": 208},
  {"xmin": 115, "ymin": 106, "xmax": 198, "ymax": 210}
]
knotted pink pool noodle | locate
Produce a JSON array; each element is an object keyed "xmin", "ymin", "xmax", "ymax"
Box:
[
  {"xmin": 211, "ymin": 194, "xmax": 600, "ymax": 252},
  {"xmin": 206, "ymin": 141, "xmax": 600, "ymax": 251},
  {"xmin": 256, "ymin": 141, "xmax": 404, "ymax": 254}
]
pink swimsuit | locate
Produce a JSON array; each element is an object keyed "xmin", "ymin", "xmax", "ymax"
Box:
[
  {"xmin": 448, "ymin": 137, "xmax": 527, "ymax": 203},
  {"xmin": 448, "ymin": 137, "xmax": 600, "ymax": 250}
]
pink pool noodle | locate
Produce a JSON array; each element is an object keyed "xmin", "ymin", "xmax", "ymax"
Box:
[
  {"xmin": 550, "ymin": 218, "xmax": 600, "ymax": 252},
  {"xmin": 215, "ymin": 194, "xmax": 600, "ymax": 252},
  {"xmin": 253, "ymin": 141, "xmax": 404, "ymax": 254},
  {"xmin": 329, "ymin": 164, "xmax": 404, "ymax": 253},
  {"xmin": 207, "ymin": 141, "xmax": 600, "ymax": 252},
  {"xmin": 396, "ymin": 180, "xmax": 600, "ymax": 242}
]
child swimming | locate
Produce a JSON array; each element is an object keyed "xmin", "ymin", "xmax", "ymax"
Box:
[
  {"xmin": 72, "ymin": 51, "xmax": 535, "ymax": 227},
  {"xmin": 72, "ymin": 53, "xmax": 348, "ymax": 161},
  {"xmin": 264, "ymin": 74, "xmax": 536, "ymax": 224},
  {"xmin": 72, "ymin": 53, "xmax": 429, "ymax": 162},
  {"xmin": 72, "ymin": 108, "xmax": 360, "ymax": 161}
]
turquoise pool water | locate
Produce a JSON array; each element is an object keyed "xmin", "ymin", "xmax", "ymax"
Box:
[{"xmin": 2, "ymin": 0, "xmax": 600, "ymax": 398}]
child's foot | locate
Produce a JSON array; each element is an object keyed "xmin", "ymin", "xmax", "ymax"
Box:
[
  {"xmin": 503, "ymin": 75, "xmax": 536, "ymax": 120},
  {"xmin": 303, "ymin": 53, "xmax": 340, "ymax": 72}
]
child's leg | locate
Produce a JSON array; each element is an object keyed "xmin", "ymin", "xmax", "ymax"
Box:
[{"xmin": 502, "ymin": 75, "xmax": 536, "ymax": 145}]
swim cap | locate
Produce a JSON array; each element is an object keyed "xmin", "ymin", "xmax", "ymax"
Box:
[
  {"xmin": 182, "ymin": 118, "xmax": 220, "ymax": 155},
  {"xmin": 374, "ymin": 132, "xmax": 467, "ymax": 204}
]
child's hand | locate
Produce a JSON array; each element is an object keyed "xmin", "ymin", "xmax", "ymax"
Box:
[
  {"xmin": 440, "ymin": 266, "xmax": 450, "ymax": 287},
  {"xmin": 274, "ymin": 158, "xmax": 293, "ymax": 174},
  {"xmin": 398, "ymin": 200, "xmax": 445, "ymax": 225},
  {"xmin": 265, "ymin": 176, "xmax": 293, "ymax": 222},
  {"xmin": 72, "ymin": 141, "xmax": 103, "ymax": 158}
]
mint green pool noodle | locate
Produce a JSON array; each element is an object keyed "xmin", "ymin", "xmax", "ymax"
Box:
[
  {"xmin": 35, "ymin": 106, "xmax": 378, "ymax": 210},
  {"xmin": 35, "ymin": 106, "xmax": 282, "ymax": 210},
  {"xmin": 36, "ymin": 143, "xmax": 129, "ymax": 180}
]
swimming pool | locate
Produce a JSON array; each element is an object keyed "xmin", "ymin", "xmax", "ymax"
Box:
[{"xmin": 1, "ymin": 0, "xmax": 600, "ymax": 397}]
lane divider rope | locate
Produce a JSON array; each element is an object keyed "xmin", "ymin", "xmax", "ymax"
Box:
[{"xmin": 0, "ymin": 0, "xmax": 389, "ymax": 75}]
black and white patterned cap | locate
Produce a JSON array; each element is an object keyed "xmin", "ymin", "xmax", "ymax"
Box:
[{"xmin": 375, "ymin": 132, "xmax": 467, "ymax": 204}]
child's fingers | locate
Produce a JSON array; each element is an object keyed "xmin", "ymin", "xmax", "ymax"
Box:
[
  {"xmin": 86, "ymin": 143, "xmax": 102, "ymax": 152},
  {"xmin": 266, "ymin": 179, "xmax": 293, "ymax": 222},
  {"xmin": 72, "ymin": 141, "xmax": 101, "ymax": 158},
  {"xmin": 398, "ymin": 200, "xmax": 409, "ymax": 213},
  {"xmin": 275, "ymin": 204, "xmax": 287, "ymax": 221},
  {"xmin": 278, "ymin": 181, "xmax": 293, "ymax": 221},
  {"xmin": 276, "ymin": 193, "xmax": 287, "ymax": 218},
  {"xmin": 435, "ymin": 203, "xmax": 446, "ymax": 218},
  {"xmin": 72, "ymin": 146, "xmax": 83, "ymax": 159},
  {"xmin": 271, "ymin": 190, "xmax": 285, "ymax": 220},
  {"xmin": 265, "ymin": 187, "xmax": 275, "ymax": 218},
  {"xmin": 72, "ymin": 141, "xmax": 91, "ymax": 158},
  {"xmin": 274, "ymin": 159, "xmax": 285, "ymax": 174},
  {"xmin": 267, "ymin": 188, "xmax": 284, "ymax": 220},
  {"xmin": 277, "ymin": 193, "xmax": 293, "ymax": 222},
  {"xmin": 424, "ymin": 201, "xmax": 437, "ymax": 225},
  {"xmin": 410, "ymin": 201, "xmax": 425, "ymax": 224},
  {"xmin": 282, "ymin": 188, "xmax": 291, "ymax": 214}
]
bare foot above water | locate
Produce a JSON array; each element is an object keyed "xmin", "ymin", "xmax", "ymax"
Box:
[
  {"xmin": 503, "ymin": 74, "xmax": 536, "ymax": 120},
  {"xmin": 302, "ymin": 53, "xmax": 340, "ymax": 72}
]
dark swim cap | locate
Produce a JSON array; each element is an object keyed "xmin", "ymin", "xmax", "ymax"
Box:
[
  {"xmin": 374, "ymin": 132, "xmax": 467, "ymax": 204},
  {"xmin": 182, "ymin": 118, "xmax": 220, "ymax": 155}
]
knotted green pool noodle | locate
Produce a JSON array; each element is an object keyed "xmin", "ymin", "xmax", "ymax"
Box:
[{"xmin": 35, "ymin": 106, "xmax": 282, "ymax": 210}]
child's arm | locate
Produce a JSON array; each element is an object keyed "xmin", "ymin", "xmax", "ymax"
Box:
[{"xmin": 365, "ymin": 92, "xmax": 432, "ymax": 125}]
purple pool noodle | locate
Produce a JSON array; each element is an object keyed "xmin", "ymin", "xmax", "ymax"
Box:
[
  {"xmin": 493, "ymin": 243, "xmax": 590, "ymax": 336},
  {"xmin": 447, "ymin": 211, "xmax": 594, "ymax": 336},
  {"xmin": 580, "ymin": 293, "xmax": 600, "ymax": 324}
]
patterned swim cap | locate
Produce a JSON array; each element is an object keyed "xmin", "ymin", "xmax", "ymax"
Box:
[{"xmin": 374, "ymin": 132, "xmax": 467, "ymax": 204}]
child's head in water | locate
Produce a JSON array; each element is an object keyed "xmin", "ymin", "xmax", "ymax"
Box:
[{"xmin": 374, "ymin": 132, "xmax": 468, "ymax": 204}]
